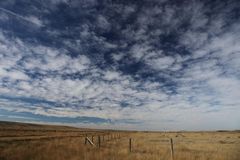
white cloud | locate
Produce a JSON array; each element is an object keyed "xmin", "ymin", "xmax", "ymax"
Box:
[
  {"xmin": 103, "ymin": 71, "xmax": 121, "ymax": 81},
  {"xmin": 146, "ymin": 56, "xmax": 175, "ymax": 70},
  {"xmin": 97, "ymin": 15, "xmax": 111, "ymax": 31},
  {"xmin": 130, "ymin": 43, "xmax": 152, "ymax": 60},
  {"xmin": 112, "ymin": 53, "xmax": 124, "ymax": 61},
  {"xmin": 208, "ymin": 77, "xmax": 240, "ymax": 104},
  {"xmin": 25, "ymin": 16, "xmax": 43, "ymax": 27},
  {"xmin": 180, "ymin": 31, "xmax": 209, "ymax": 50},
  {"xmin": 0, "ymin": 68, "xmax": 29, "ymax": 80}
]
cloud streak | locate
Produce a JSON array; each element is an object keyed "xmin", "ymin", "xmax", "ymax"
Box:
[{"xmin": 0, "ymin": 7, "xmax": 43, "ymax": 27}]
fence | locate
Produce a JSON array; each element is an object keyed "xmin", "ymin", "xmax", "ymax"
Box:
[{"xmin": 84, "ymin": 133, "xmax": 176, "ymax": 160}]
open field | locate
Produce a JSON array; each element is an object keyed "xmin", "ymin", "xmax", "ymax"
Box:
[{"xmin": 0, "ymin": 121, "xmax": 239, "ymax": 160}]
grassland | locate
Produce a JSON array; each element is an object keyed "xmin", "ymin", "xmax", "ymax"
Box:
[{"xmin": 0, "ymin": 121, "xmax": 239, "ymax": 160}]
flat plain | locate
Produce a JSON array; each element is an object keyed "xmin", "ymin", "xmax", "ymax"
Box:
[{"xmin": 0, "ymin": 121, "xmax": 239, "ymax": 160}]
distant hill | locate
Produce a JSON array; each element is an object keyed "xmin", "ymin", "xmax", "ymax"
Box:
[{"xmin": 0, "ymin": 121, "xmax": 88, "ymax": 131}]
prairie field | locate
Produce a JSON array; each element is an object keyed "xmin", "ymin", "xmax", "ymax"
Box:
[{"xmin": 0, "ymin": 121, "xmax": 239, "ymax": 160}]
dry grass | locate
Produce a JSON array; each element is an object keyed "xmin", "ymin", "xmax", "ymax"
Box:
[{"xmin": 0, "ymin": 121, "xmax": 239, "ymax": 160}]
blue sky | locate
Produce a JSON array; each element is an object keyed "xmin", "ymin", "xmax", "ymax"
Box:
[{"xmin": 0, "ymin": 0, "xmax": 239, "ymax": 131}]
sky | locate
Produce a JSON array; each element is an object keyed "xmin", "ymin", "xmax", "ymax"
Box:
[{"xmin": 0, "ymin": 0, "xmax": 239, "ymax": 131}]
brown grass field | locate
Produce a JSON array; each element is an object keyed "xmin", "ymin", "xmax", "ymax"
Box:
[{"xmin": 0, "ymin": 121, "xmax": 239, "ymax": 160}]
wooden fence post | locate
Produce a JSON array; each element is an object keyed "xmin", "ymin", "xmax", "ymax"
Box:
[
  {"xmin": 91, "ymin": 136, "xmax": 94, "ymax": 142},
  {"xmin": 85, "ymin": 137, "xmax": 95, "ymax": 146},
  {"xmin": 170, "ymin": 138, "xmax": 174, "ymax": 160},
  {"xmin": 129, "ymin": 138, "xmax": 132, "ymax": 153},
  {"xmin": 98, "ymin": 135, "xmax": 101, "ymax": 148}
]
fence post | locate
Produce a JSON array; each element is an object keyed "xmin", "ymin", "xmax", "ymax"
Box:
[
  {"xmin": 98, "ymin": 135, "xmax": 101, "ymax": 148},
  {"xmin": 129, "ymin": 138, "xmax": 132, "ymax": 153},
  {"xmin": 85, "ymin": 137, "xmax": 95, "ymax": 146},
  {"xmin": 91, "ymin": 136, "xmax": 94, "ymax": 142},
  {"xmin": 170, "ymin": 138, "xmax": 174, "ymax": 160}
]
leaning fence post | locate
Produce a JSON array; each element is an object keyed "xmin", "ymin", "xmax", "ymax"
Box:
[
  {"xmin": 170, "ymin": 138, "xmax": 174, "ymax": 160},
  {"xmin": 98, "ymin": 135, "xmax": 101, "ymax": 148},
  {"xmin": 129, "ymin": 138, "xmax": 132, "ymax": 153},
  {"xmin": 85, "ymin": 137, "xmax": 95, "ymax": 146}
]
